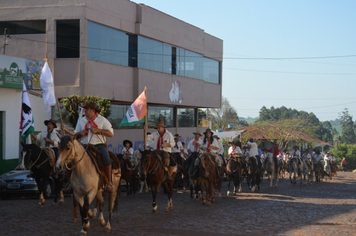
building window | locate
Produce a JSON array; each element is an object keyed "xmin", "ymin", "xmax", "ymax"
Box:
[
  {"xmin": 128, "ymin": 35, "xmax": 138, "ymax": 67},
  {"xmin": 138, "ymin": 36, "xmax": 163, "ymax": 72},
  {"xmin": 56, "ymin": 20, "xmax": 80, "ymax": 58},
  {"xmin": 0, "ymin": 20, "xmax": 46, "ymax": 35},
  {"xmin": 87, "ymin": 21, "xmax": 129, "ymax": 66},
  {"xmin": 176, "ymin": 48, "xmax": 185, "ymax": 77},
  {"xmin": 147, "ymin": 106, "xmax": 174, "ymax": 128},
  {"xmin": 178, "ymin": 108, "xmax": 195, "ymax": 127},
  {"xmin": 107, "ymin": 104, "xmax": 143, "ymax": 129},
  {"xmin": 163, "ymin": 44, "xmax": 172, "ymax": 74},
  {"xmin": 202, "ymin": 57, "xmax": 220, "ymax": 84},
  {"xmin": 185, "ymin": 50, "xmax": 203, "ymax": 80}
]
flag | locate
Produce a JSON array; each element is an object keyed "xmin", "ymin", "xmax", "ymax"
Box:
[
  {"xmin": 39, "ymin": 61, "xmax": 56, "ymax": 112},
  {"xmin": 120, "ymin": 89, "xmax": 147, "ymax": 126},
  {"xmin": 21, "ymin": 81, "xmax": 35, "ymax": 141}
]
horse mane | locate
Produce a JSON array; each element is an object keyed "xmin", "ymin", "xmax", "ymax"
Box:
[{"xmin": 59, "ymin": 135, "xmax": 73, "ymax": 151}]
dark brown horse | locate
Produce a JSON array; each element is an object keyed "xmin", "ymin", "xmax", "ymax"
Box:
[
  {"xmin": 116, "ymin": 153, "xmax": 139, "ymax": 195},
  {"xmin": 140, "ymin": 150, "xmax": 177, "ymax": 213},
  {"xmin": 199, "ymin": 153, "xmax": 216, "ymax": 205},
  {"xmin": 226, "ymin": 156, "xmax": 243, "ymax": 196},
  {"xmin": 246, "ymin": 156, "xmax": 261, "ymax": 192},
  {"xmin": 186, "ymin": 152, "xmax": 201, "ymax": 199},
  {"xmin": 21, "ymin": 143, "xmax": 64, "ymax": 207}
]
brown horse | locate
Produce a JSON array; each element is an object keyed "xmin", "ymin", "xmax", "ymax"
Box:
[
  {"xmin": 186, "ymin": 152, "xmax": 201, "ymax": 199},
  {"xmin": 116, "ymin": 153, "xmax": 139, "ymax": 195},
  {"xmin": 56, "ymin": 135, "xmax": 121, "ymax": 235},
  {"xmin": 226, "ymin": 156, "xmax": 243, "ymax": 196},
  {"xmin": 246, "ymin": 156, "xmax": 261, "ymax": 192},
  {"xmin": 199, "ymin": 153, "xmax": 216, "ymax": 205},
  {"xmin": 140, "ymin": 150, "xmax": 177, "ymax": 213}
]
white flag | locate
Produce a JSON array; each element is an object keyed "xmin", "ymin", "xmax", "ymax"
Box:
[
  {"xmin": 40, "ymin": 62, "xmax": 56, "ymax": 112},
  {"xmin": 21, "ymin": 81, "xmax": 35, "ymax": 141}
]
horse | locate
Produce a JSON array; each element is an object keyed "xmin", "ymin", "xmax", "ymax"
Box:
[
  {"xmin": 330, "ymin": 160, "xmax": 338, "ymax": 179},
  {"xmin": 323, "ymin": 159, "xmax": 332, "ymax": 181},
  {"xmin": 140, "ymin": 150, "xmax": 177, "ymax": 213},
  {"xmin": 315, "ymin": 160, "xmax": 325, "ymax": 182},
  {"xmin": 55, "ymin": 135, "xmax": 121, "ymax": 235},
  {"xmin": 186, "ymin": 152, "xmax": 201, "ymax": 199},
  {"xmin": 279, "ymin": 159, "xmax": 288, "ymax": 178},
  {"xmin": 265, "ymin": 152, "xmax": 279, "ymax": 188},
  {"xmin": 198, "ymin": 153, "xmax": 216, "ymax": 205},
  {"xmin": 245, "ymin": 155, "xmax": 261, "ymax": 192},
  {"xmin": 20, "ymin": 142, "xmax": 64, "ymax": 207},
  {"xmin": 289, "ymin": 157, "xmax": 303, "ymax": 185},
  {"xmin": 116, "ymin": 153, "xmax": 140, "ymax": 195},
  {"xmin": 226, "ymin": 155, "xmax": 243, "ymax": 196},
  {"xmin": 301, "ymin": 158, "xmax": 312, "ymax": 185}
]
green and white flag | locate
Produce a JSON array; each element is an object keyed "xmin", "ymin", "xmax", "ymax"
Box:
[
  {"xmin": 119, "ymin": 89, "xmax": 147, "ymax": 126},
  {"xmin": 20, "ymin": 81, "xmax": 35, "ymax": 141}
]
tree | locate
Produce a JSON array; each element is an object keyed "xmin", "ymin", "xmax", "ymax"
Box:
[
  {"xmin": 339, "ymin": 108, "xmax": 356, "ymax": 144},
  {"xmin": 207, "ymin": 97, "xmax": 239, "ymax": 130}
]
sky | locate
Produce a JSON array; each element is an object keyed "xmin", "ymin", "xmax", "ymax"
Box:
[{"xmin": 131, "ymin": 0, "xmax": 356, "ymax": 121}]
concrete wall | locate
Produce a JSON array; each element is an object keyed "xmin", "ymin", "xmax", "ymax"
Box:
[{"xmin": 0, "ymin": 88, "xmax": 50, "ymax": 160}]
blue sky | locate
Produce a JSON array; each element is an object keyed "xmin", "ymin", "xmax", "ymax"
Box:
[{"xmin": 132, "ymin": 0, "xmax": 356, "ymax": 121}]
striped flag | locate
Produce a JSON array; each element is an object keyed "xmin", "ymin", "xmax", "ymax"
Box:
[
  {"xmin": 119, "ymin": 89, "xmax": 147, "ymax": 126},
  {"xmin": 39, "ymin": 61, "xmax": 56, "ymax": 112},
  {"xmin": 20, "ymin": 81, "xmax": 35, "ymax": 141}
]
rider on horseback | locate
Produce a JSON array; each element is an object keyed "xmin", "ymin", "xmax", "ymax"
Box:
[
  {"xmin": 122, "ymin": 139, "xmax": 135, "ymax": 164},
  {"xmin": 61, "ymin": 102, "xmax": 115, "ymax": 193},
  {"xmin": 262, "ymin": 142, "xmax": 279, "ymax": 171},
  {"xmin": 151, "ymin": 121, "xmax": 176, "ymax": 182},
  {"xmin": 193, "ymin": 128, "xmax": 222, "ymax": 179}
]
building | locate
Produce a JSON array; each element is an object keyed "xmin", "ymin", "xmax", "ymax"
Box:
[{"xmin": 0, "ymin": 0, "xmax": 223, "ymax": 159}]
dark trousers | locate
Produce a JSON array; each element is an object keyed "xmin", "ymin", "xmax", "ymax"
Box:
[{"xmin": 95, "ymin": 144, "xmax": 112, "ymax": 166}]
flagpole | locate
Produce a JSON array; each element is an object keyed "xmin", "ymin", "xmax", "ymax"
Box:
[
  {"xmin": 144, "ymin": 86, "xmax": 147, "ymax": 150},
  {"xmin": 44, "ymin": 55, "xmax": 65, "ymax": 135}
]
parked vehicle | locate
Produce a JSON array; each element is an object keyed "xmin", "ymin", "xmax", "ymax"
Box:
[{"xmin": 0, "ymin": 168, "xmax": 55, "ymax": 200}]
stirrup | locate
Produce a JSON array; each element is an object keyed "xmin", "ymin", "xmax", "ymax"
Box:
[{"xmin": 105, "ymin": 183, "xmax": 114, "ymax": 193}]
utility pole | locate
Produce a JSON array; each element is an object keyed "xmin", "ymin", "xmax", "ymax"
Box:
[{"xmin": 3, "ymin": 28, "xmax": 9, "ymax": 55}]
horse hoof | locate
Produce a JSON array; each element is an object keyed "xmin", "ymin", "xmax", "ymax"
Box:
[
  {"xmin": 83, "ymin": 222, "xmax": 90, "ymax": 231},
  {"xmin": 52, "ymin": 202, "xmax": 57, "ymax": 206},
  {"xmin": 227, "ymin": 191, "xmax": 230, "ymax": 196},
  {"xmin": 80, "ymin": 229, "xmax": 87, "ymax": 236},
  {"xmin": 59, "ymin": 200, "xmax": 64, "ymax": 205},
  {"xmin": 100, "ymin": 219, "xmax": 106, "ymax": 226},
  {"xmin": 105, "ymin": 222, "xmax": 111, "ymax": 232},
  {"xmin": 202, "ymin": 200, "xmax": 206, "ymax": 205},
  {"xmin": 165, "ymin": 207, "xmax": 170, "ymax": 212},
  {"xmin": 238, "ymin": 189, "xmax": 242, "ymax": 193},
  {"xmin": 152, "ymin": 206, "xmax": 157, "ymax": 213}
]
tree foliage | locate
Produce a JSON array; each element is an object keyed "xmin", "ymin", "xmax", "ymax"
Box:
[
  {"xmin": 61, "ymin": 95, "xmax": 111, "ymax": 128},
  {"xmin": 257, "ymin": 106, "xmax": 333, "ymax": 144},
  {"xmin": 338, "ymin": 108, "xmax": 356, "ymax": 144},
  {"xmin": 330, "ymin": 143, "xmax": 356, "ymax": 170},
  {"xmin": 206, "ymin": 97, "xmax": 239, "ymax": 130}
]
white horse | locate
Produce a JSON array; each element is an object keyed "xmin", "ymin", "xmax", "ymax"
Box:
[
  {"xmin": 56, "ymin": 135, "xmax": 121, "ymax": 235},
  {"xmin": 265, "ymin": 152, "xmax": 279, "ymax": 188}
]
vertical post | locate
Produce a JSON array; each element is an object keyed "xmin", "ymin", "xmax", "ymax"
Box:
[{"xmin": 144, "ymin": 87, "xmax": 147, "ymax": 150}]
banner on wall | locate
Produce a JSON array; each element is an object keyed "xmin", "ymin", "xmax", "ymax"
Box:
[{"xmin": 0, "ymin": 54, "xmax": 44, "ymax": 90}]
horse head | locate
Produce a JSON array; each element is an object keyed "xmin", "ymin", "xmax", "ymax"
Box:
[{"xmin": 56, "ymin": 135, "xmax": 79, "ymax": 173}]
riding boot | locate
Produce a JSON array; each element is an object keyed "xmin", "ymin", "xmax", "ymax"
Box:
[
  {"xmin": 192, "ymin": 165, "xmax": 199, "ymax": 178},
  {"xmin": 104, "ymin": 165, "xmax": 114, "ymax": 194},
  {"xmin": 62, "ymin": 170, "xmax": 72, "ymax": 193}
]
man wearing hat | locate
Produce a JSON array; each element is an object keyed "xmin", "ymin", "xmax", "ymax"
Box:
[
  {"xmin": 61, "ymin": 101, "xmax": 114, "ymax": 193},
  {"xmin": 302, "ymin": 149, "xmax": 312, "ymax": 170},
  {"xmin": 31, "ymin": 119, "xmax": 60, "ymax": 156},
  {"xmin": 172, "ymin": 134, "xmax": 183, "ymax": 166},
  {"xmin": 122, "ymin": 139, "xmax": 134, "ymax": 162},
  {"xmin": 291, "ymin": 146, "xmax": 301, "ymax": 158},
  {"xmin": 228, "ymin": 140, "xmax": 242, "ymax": 159},
  {"xmin": 151, "ymin": 121, "xmax": 176, "ymax": 181}
]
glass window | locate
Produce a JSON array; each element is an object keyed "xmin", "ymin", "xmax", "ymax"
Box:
[
  {"xmin": 0, "ymin": 20, "xmax": 46, "ymax": 35},
  {"xmin": 87, "ymin": 21, "xmax": 129, "ymax": 66},
  {"xmin": 178, "ymin": 108, "xmax": 196, "ymax": 127},
  {"xmin": 202, "ymin": 57, "xmax": 220, "ymax": 84},
  {"xmin": 107, "ymin": 104, "xmax": 143, "ymax": 129},
  {"xmin": 185, "ymin": 50, "xmax": 203, "ymax": 80},
  {"xmin": 176, "ymin": 48, "xmax": 185, "ymax": 77},
  {"xmin": 138, "ymin": 36, "xmax": 163, "ymax": 72},
  {"xmin": 163, "ymin": 44, "xmax": 172, "ymax": 74},
  {"xmin": 147, "ymin": 106, "xmax": 174, "ymax": 128},
  {"xmin": 56, "ymin": 20, "xmax": 80, "ymax": 58}
]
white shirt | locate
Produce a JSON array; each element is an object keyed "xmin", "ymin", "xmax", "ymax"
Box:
[
  {"xmin": 303, "ymin": 153, "xmax": 311, "ymax": 159},
  {"xmin": 187, "ymin": 138, "xmax": 202, "ymax": 153},
  {"xmin": 314, "ymin": 154, "xmax": 323, "ymax": 162},
  {"xmin": 151, "ymin": 129, "xmax": 175, "ymax": 153},
  {"xmin": 122, "ymin": 147, "xmax": 134, "ymax": 157},
  {"xmin": 228, "ymin": 146, "xmax": 242, "ymax": 157},
  {"xmin": 216, "ymin": 140, "xmax": 224, "ymax": 155},
  {"xmin": 172, "ymin": 140, "xmax": 183, "ymax": 153},
  {"xmin": 36, "ymin": 129, "xmax": 60, "ymax": 148},
  {"xmin": 247, "ymin": 141, "xmax": 259, "ymax": 157},
  {"xmin": 75, "ymin": 114, "xmax": 113, "ymax": 145},
  {"xmin": 291, "ymin": 149, "xmax": 301, "ymax": 157},
  {"xmin": 202, "ymin": 138, "xmax": 219, "ymax": 154}
]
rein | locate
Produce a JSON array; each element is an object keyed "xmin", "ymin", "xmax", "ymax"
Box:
[
  {"xmin": 28, "ymin": 149, "xmax": 44, "ymax": 169},
  {"xmin": 64, "ymin": 133, "xmax": 94, "ymax": 171}
]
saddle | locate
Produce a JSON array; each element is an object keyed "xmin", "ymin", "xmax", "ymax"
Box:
[{"xmin": 84, "ymin": 144, "xmax": 120, "ymax": 175}]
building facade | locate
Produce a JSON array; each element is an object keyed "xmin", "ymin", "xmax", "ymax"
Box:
[{"xmin": 0, "ymin": 0, "xmax": 223, "ymax": 156}]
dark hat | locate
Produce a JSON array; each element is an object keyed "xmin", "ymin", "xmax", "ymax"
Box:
[
  {"xmin": 228, "ymin": 140, "xmax": 237, "ymax": 145},
  {"xmin": 44, "ymin": 119, "xmax": 57, "ymax": 128},
  {"xmin": 174, "ymin": 134, "xmax": 181, "ymax": 138},
  {"xmin": 82, "ymin": 102, "xmax": 99, "ymax": 111},
  {"xmin": 123, "ymin": 140, "xmax": 133, "ymax": 148},
  {"xmin": 248, "ymin": 138, "xmax": 254, "ymax": 142},
  {"xmin": 154, "ymin": 121, "xmax": 166, "ymax": 129},
  {"xmin": 204, "ymin": 128, "xmax": 214, "ymax": 135},
  {"xmin": 193, "ymin": 131, "xmax": 202, "ymax": 136}
]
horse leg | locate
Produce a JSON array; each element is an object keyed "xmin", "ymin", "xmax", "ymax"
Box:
[
  {"xmin": 201, "ymin": 181, "xmax": 206, "ymax": 205},
  {"xmin": 151, "ymin": 184, "xmax": 158, "ymax": 213},
  {"xmin": 38, "ymin": 176, "xmax": 47, "ymax": 207},
  {"xmin": 79, "ymin": 196, "xmax": 90, "ymax": 235},
  {"xmin": 227, "ymin": 179, "xmax": 231, "ymax": 196},
  {"xmin": 275, "ymin": 171, "xmax": 279, "ymax": 188}
]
